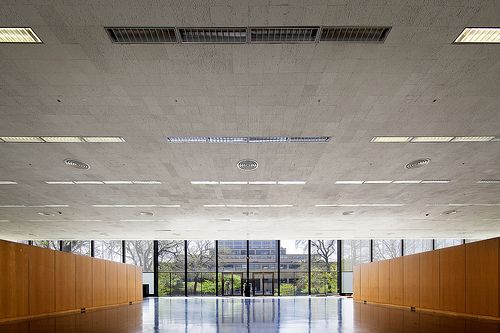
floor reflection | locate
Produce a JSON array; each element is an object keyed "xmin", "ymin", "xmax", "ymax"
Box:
[{"xmin": 1, "ymin": 297, "xmax": 499, "ymax": 332}]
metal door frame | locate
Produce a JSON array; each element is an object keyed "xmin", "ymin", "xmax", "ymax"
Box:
[{"xmin": 251, "ymin": 271, "xmax": 275, "ymax": 296}]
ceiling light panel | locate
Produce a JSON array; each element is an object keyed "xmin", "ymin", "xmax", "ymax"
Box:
[
  {"xmin": 363, "ymin": 180, "xmax": 393, "ymax": 184},
  {"xmin": 454, "ymin": 28, "xmax": 500, "ymax": 43},
  {"xmin": 0, "ymin": 136, "xmax": 125, "ymax": 143},
  {"xmin": 191, "ymin": 181, "xmax": 306, "ymax": 185},
  {"xmin": 250, "ymin": 27, "xmax": 319, "ymax": 43},
  {"xmin": 477, "ymin": 180, "xmax": 500, "ymax": 184},
  {"xmin": 74, "ymin": 181, "xmax": 103, "ymax": 185},
  {"xmin": 370, "ymin": 136, "xmax": 413, "ymax": 143},
  {"xmin": 393, "ymin": 180, "xmax": 422, "ymax": 184},
  {"xmin": 335, "ymin": 181, "xmax": 364, "ymax": 184},
  {"xmin": 179, "ymin": 28, "xmax": 247, "ymax": 43},
  {"xmin": 92, "ymin": 204, "xmax": 180, "ymax": 208},
  {"xmin": 0, "ymin": 27, "xmax": 42, "ymax": 43},
  {"xmin": 320, "ymin": 26, "xmax": 391, "ymax": 42},
  {"xmin": 410, "ymin": 137, "xmax": 454, "ymax": 143},
  {"xmin": 204, "ymin": 204, "xmax": 293, "ymax": 208},
  {"xmin": 166, "ymin": 136, "xmax": 331, "ymax": 143},
  {"xmin": 219, "ymin": 181, "xmax": 248, "ymax": 185},
  {"xmin": 46, "ymin": 180, "xmax": 161, "ymax": 185},
  {"xmin": 0, "ymin": 181, "xmax": 17, "ymax": 185},
  {"xmin": 451, "ymin": 136, "xmax": 495, "ymax": 142},
  {"xmin": 315, "ymin": 204, "xmax": 404, "ymax": 207},
  {"xmin": 277, "ymin": 181, "xmax": 307, "ymax": 185},
  {"xmin": 106, "ymin": 27, "xmax": 178, "ymax": 43},
  {"xmin": 248, "ymin": 181, "xmax": 277, "ymax": 185},
  {"xmin": 421, "ymin": 180, "xmax": 451, "ymax": 184}
]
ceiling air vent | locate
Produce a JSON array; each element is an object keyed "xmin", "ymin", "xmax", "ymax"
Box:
[
  {"xmin": 405, "ymin": 158, "xmax": 430, "ymax": 169},
  {"xmin": 106, "ymin": 28, "xmax": 178, "ymax": 43},
  {"xmin": 237, "ymin": 159, "xmax": 259, "ymax": 171},
  {"xmin": 250, "ymin": 27, "xmax": 319, "ymax": 43},
  {"xmin": 179, "ymin": 28, "xmax": 247, "ymax": 43},
  {"xmin": 320, "ymin": 26, "xmax": 391, "ymax": 43}
]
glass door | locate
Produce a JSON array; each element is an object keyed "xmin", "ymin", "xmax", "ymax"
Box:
[
  {"xmin": 221, "ymin": 272, "xmax": 243, "ymax": 296},
  {"xmin": 252, "ymin": 272, "xmax": 275, "ymax": 296}
]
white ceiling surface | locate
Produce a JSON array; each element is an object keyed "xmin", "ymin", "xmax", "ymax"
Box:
[{"xmin": 0, "ymin": 0, "xmax": 499, "ymax": 240}]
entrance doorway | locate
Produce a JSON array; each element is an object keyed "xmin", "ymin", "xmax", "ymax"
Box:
[
  {"xmin": 221, "ymin": 272, "xmax": 243, "ymax": 296},
  {"xmin": 252, "ymin": 272, "xmax": 275, "ymax": 296}
]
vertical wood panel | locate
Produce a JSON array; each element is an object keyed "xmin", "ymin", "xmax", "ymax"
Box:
[
  {"xmin": 55, "ymin": 251, "xmax": 76, "ymax": 312},
  {"xmin": 105, "ymin": 261, "xmax": 118, "ymax": 305},
  {"xmin": 465, "ymin": 238, "xmax": 499, "ymax": 317},
  {"xmin": 353, "ymin": 265, "xmax": 361, "ymax": 301},
  {"xmin": 389, "ymin": 257, "xmax": 403, "ymax": 305},
  {"xmin": 420, "ymin": 250, "xmax": 440, "ymax": 310},
  {"xmin": 127, "ymin": 265, "xmax": 136, "ymax": 302},
  {"xmin": 75, "ymin": 255, "xmax": 93, "ymax": 309},
  {"xmin": 135, "ymin": 266, "xmax": 143, "ymax": 301},
  {"xmin": 403, "ymin": 254, "xmax": 420, "ymax": 307},
  {"xmin": 92, "ymin": 258, "xmax": 106, "ymax": 307},
  {"xmin": 440, "ymin": 245, "xmax": 466, "ymax": 313},
  {"xmin": 117, "ymin": 263, "xmax": 128, "ymax": 304},
  {"xmin": 29, "ymin": 246, "xmax": 55, "ymax": 315},
  {"xmin": 378, "ymin": 260, "xmax": 390, "ymax": 304},
  {"xmin": 368, "ymin": 262, "xmax": 379, "ymax": 302},
  {"xmin": 360, "ymin": 264, "xmax": 369, "ymax": 301},
  {"xmin": 0, "ymin": 241, "xmax": 29, "ymax": 319}
]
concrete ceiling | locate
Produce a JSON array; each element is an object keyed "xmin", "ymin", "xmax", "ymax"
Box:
[{"xmin": 0, "ymin": 0, "xmax": 499, "ymax": 240}]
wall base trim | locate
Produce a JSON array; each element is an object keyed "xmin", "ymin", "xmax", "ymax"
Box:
[
  {"xmin": 0, "ymin": 300, "xmax": 143, "ymax": 324},
  {"xmin": 354, "ymin": 300, "xmax": 500, "ymax": 322}
]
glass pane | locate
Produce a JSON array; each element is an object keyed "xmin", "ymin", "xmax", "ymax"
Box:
[
  {"xmin": 32, "ymin": 240, "xmax": 59, "ymax": 250},
  {"xmin": 311, "ymin": 240, "xmax": 337, "ymax": 295},
  {"xmin": 94, "ymin": 241, "xmax": 122, "ymax": 262},
  {"xmin": 280, "ymin": 240, "xmax": 308, "ymax": 296},
  {"xmin": 158, "ymin": 240, "xmax": 185, "ymax": 296},
  {"xmin": 403, "ymin": 239, "xmax": 433, "ymax": 255},
  {"xmin": 16, "ymin": 240, "xmax": 30, "ymax": 245},
  {"xmin": 341, "ymin": 240, "xmax": 370, "ymax": 271},
  {"xmin": 250, "ymin": 240, "xmax": 277, "ymax": 296},
  {"xmin": 372, "ymin": 240, "xmax": 402, "ymax": 261},
  {"xmin": 187, "ymin": 240, "xmax": 216, "ymax": 296},
  {"xmin": 61, "ymin": 240, "xmax": 91, "ymax": 256},
  {"xmin": 125, "ymin": 240, "xmax": 154, "ymax": 295},
  {"xmin": 435, "ymin": 239, "xmax": 463, "ymax": 249}
]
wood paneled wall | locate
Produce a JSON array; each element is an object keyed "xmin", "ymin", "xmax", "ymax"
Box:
[
  {"xmin": 0, "ymin": 239, "xmax": 143, "ymax": 323},
  {"xmin": 353, "ymin": 237, "xmax": 500, "ymax": 319}
]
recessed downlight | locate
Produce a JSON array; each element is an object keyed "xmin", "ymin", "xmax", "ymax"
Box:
[
  {"xmin": 64, "ymin": 159, "xmax": 90, "ymax": 170},
  {"xmin": 405, "ymin": 158, "xmax": 430, "ymax": 169}
]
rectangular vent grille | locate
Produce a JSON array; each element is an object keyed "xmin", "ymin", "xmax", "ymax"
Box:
[
  {"xmin": 250, "ymin": 27, "xmax": 319, "ymax": 43},
  {"xmin": 106, "ymin": 28, "xmax": 178, "ymax": 43},
  {"xmin": 320, "ymin": 26, "xmax": 391, "ymax": 42},
  {"xmin": 179, "ymin": 28, "xmax": 247, "ymax": 43}
]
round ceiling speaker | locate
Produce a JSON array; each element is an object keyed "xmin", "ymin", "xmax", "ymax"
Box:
[
  {"xmin": 405, "ymin": 158, "xmax": 430, "ymax": 169},
  {"xmin": 64, "ymin": 159, "xmax": 90, "ymax": 169},
  {"xmin": 237, "ymin": 159, "xmax": 258, "ymax": 171}
]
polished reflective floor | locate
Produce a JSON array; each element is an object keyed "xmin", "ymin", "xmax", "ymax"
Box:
[{"xmin": 1, "ymin": 297, "xmax": 499, "ymax": 332}]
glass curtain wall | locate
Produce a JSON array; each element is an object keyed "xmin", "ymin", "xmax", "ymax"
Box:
[
  {"xmin": 435, "ymin": 239, "xmax": 464, "ymax": 249},
  {"xmin": 403, "ymin": 239, "xmax": 433, "ymax": 255},
  {"xmin": 158, "ymin": 240, "xmax": 185, "ymax": 296},
  {"xmin": 218, "ymin": 240, "xmax": 246, "ymax": 296},
  {"xmin": 61, "ymin": 240, "xmax": 91, "ymax": 255},
  {"xmin": 311, "ymin": 240, "xmax": 337, "ymax": 295},
  {"xmin": 280, "ymin": 240, "xmax": 308, "ymax": 296},
  {"xmin": 341, "ymin": 240, "xmax": 370, "ymax": 293},
  {"xmin": 186, "ymin": 240, "xmax": 216, "ymax": 296},
  {"xmin": 249, "ymin": 240, "xmax": 278, "ymax": 296},
  {"xmin": 125, "ymin": 240, "xmax": 154, "ymax": 295},
  {"xmin": 372, "ymin": 239, "xmax": 402, "ymax": 261},
  {"xmin": 94, "ymin": 240, "xmax": 122, "ymax": 262},
  {"xmin": 32, "ymin": 240, "xmax": 59, "ymax": 250}
]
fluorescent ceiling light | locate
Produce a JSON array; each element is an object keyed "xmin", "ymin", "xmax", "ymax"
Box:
[
  {"xmin": 335, "ymin": 181, "xmax": 364, "ymax": 185},
  {"xmin": 41, "ymin": 136, "xmax": 84, "ymax": 143},
  {"xmin": 120, "ymin": 219, "xmax": 169, "ymax": 222},
  {"xmin": 249, "ymin": 181, "xmax": 277, "ymax": 185},
  {"xmin": 315, "ymin": 204, "xmax": 404, "ymax": 207},
  {"xmin": 191, "ymin": 181, "xmax": 219, "ymax": 185},
  {"xmin": 370, "ymin": 136, "xmax": 413, "ymax": 143},
  {"xmin": 133, "ymin": 181, "xmax": 162, "ymax": 184},
  {"xmin": 477, "ymin": 180, "xmax": 500, "ymax": 184},
  {"xmin": 45, "ymin": 181, "xmax": 74, "ymax": 185},
  {"xmin": 0, "ymin": 205, "xmax": 27, "ymax": 208},
  {"xmin": 277, "ymin": 181, "xmax": 307, "ymax": 185},
  {"xmin": 363, "ymin": 180, "xmax": 393, "ymax": 184},
  {"xmin": 158, "ymin": 204, "xmax": 181, "ymax": 208},
  {"xmin": 421, "ymin": 180, "xmax": 451, "ymax": 184},
  {"xmin": 103, "ymin": 181, "xmax": 133, "ymax": 184},
  {"xmin": 393, "ymin": 180, "xmax": 422, "ymax": 184},
  {"xmin": 29, "ymin": 219, "xmax": 102, "ymax": 222},
  {"xmin": 269, "ymin": 204, "xmax": 294, "ymax": 207},
  {"xmin": 204, "ymin": 204, "xmax": 293, "ymax": 208},
  {"xmin": 167, "ymin": 136, "xmax": 331, "ymax": 143},
  {"xmin": 203, "ymin": 204, "xmax": 226, "ymax": 207},
  {"xmin": 452, "ymin": 136, "xmax": 495, "ymax": 142},
  {"xmin": 0, "ymin": 27, "xmax": 42, "ymax": 43},
  {"xmin": 0, "ymin": 136, "xmax": 44, "ymax": 143},
  {"xmin": 82, "ymin": 137, "xmax": 125, "ymax": 142},
  {"xmin": 0, "ymin": 181, "xmax": 17, "ymax": 184},
  {"xmin": 220, "ymin": 181, "xmax": 248, "ymax": 185},
  {"xmin": 410, "ymin": 136, "xmax": 454, "ymax": 143},
  {"xmin": 454, "ymin": 28, "xmax": 500, "ymax": 43},
  {"xmin": 74, "ymin": 181, "xmax": 104, "ymax": 185},
  {"xmin": 92, "ymin": 204, "xmax": 179, "ymax": 208},
  {"xmin": 0, "ymin": 204, "xmax": 69, "ymax": 208}
]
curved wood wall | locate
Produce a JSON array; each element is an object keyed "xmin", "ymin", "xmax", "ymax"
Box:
[
  {"xmin": 0, "ymin": 239, "xmax": 143, "ymax": 323},
  {"xmin": 353, "ymin": 237, "xmax": 500, "ymax": 319}
]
